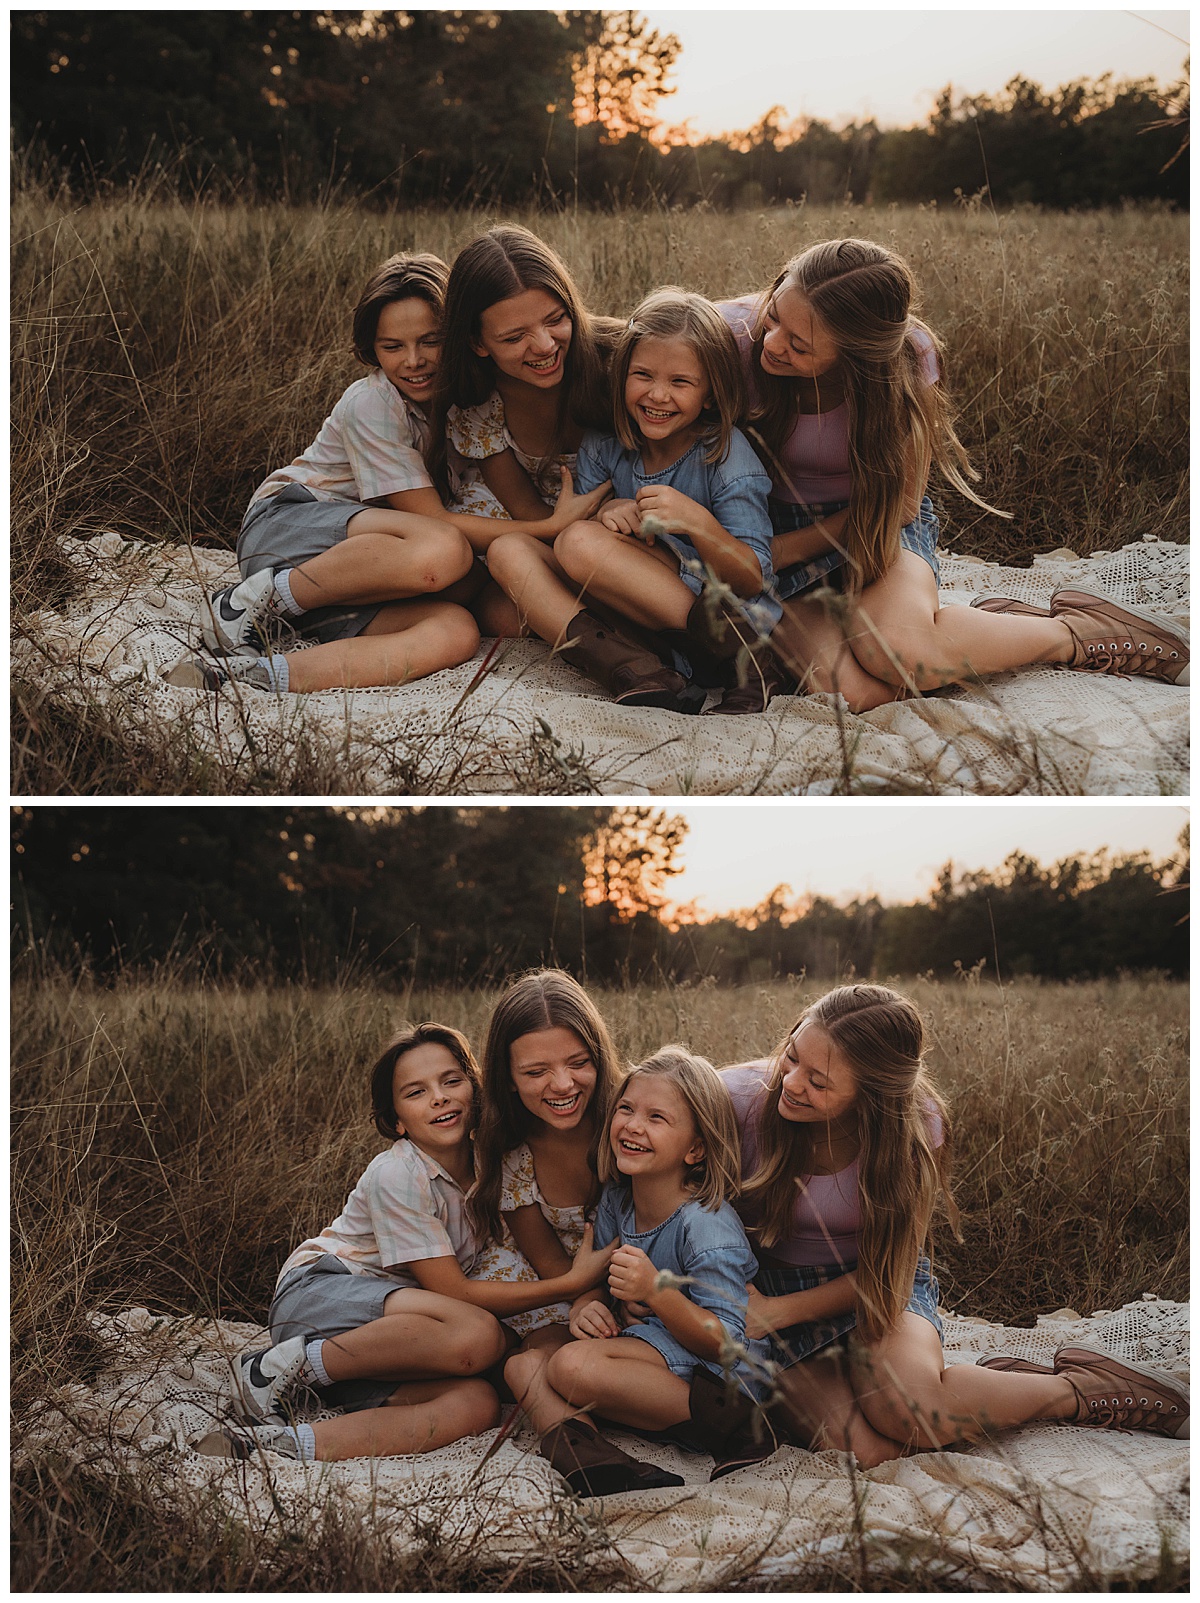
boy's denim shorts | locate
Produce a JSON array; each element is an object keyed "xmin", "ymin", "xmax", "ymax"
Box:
[
  {"xmin": 754, "ymin": 1256, "xmax": 942, "ymax": 1370},
  {"xmin": 770, "ymin": 496, "xmax": 940, "ymax": 601},
  {"xmin": 267, "ymin": 1254, "xmax": 407, "ymax": 1412},
  {"xmin": 237, "ymin": 483, "xmax": 382, "ymax": 642}
]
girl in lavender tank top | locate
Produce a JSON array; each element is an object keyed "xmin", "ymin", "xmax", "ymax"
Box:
[
  {"xmin": 715, "ymin": 239, "xmax": 1188, "ymax": 712},
  {"xmin": 721, "ymin": 984, "xmax": 1188, "ymax": 1464}
]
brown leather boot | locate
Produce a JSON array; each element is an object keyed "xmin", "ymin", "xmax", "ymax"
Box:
[
  {"xmin": 538, "ymin": 1418, "xmax": 684, "ymax": 1496},
  {"xmin": 671, "ymin": 1368, "xmax": 780, "ymax": 1481},
  {"xmin": 706, "ymin": 645, "xmax": 796, "ymax": 715},
  {"xmin": 561, "ymin": 611, "xmax": 699, "ymax": 712}
]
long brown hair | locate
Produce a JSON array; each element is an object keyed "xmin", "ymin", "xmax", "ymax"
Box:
[
  {"xmin": 743, "ymin": 984, "xmax": 959, "ymax": 1342},
  {"xmin": 749, "ymin": 238, "xmax": 1008, "ymax": 590},
  {"xmin": 428, "ymin": 225, "xmax": 616, "ymax": 496},
  {"xmin": 351, "ymin": 252, "xmax": 449, "ymax": 369},
  {"xmin": 611, "ymin": 288, "xmax": 747, "ymax": 465},
  {"xmin": 471, "ymin": 969, "xmax": 625, "ymax": 1245}
]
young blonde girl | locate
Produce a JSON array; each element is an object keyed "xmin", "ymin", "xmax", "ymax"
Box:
[
  {"xmin": 724, "ymin": 985, "xmax": 1188, "ymax": 1464},
  {"xmin": 196, "ymin": 1024, "xmax": 610, "ymax": 1464},
  {"xmin": 720, "ymin": 239, "xmax": 1188, "ymax": 710},
  {"xmin": 505, "ymin": 1048, "xmax": 775, "ymax": 1497},
  {"xmin": 489, "ymin": 288, "xmax": 780, "ymax": 712},
  {"xmin": 471, "ymin": 971, "xmax": 624, "ymax": 1338}
]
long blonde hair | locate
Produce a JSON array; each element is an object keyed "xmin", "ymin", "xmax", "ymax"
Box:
[
  {"xmin": 471, "ymin": 970, "xmax": 624, "ymax": 1245},
  {"xmin": 749, "ymin": 238, "xmax": 1008, "ymax": 590},
  {"xmin": 743, "ymin": 984, "xmax": 959, "ymax": 1341},
  {"xmin": 597, "ymin": 1046, "xmax": 741, "ymax": 1213}
]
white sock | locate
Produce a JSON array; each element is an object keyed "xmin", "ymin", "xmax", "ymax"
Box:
[
  {"xmin": 282, "ymin": 1422, "xmax": 317, "ymax": 1461},
  {"xmin": 265, "ymin": 654, "xmax": 290, "ymax": 694},
  {"xmin": 273, "ymin": 568, "xmax": 306, "ymax": 618},
  {"xmin": 304, "ymin": 1337, "xmax": 331, "ymax": 1387}
]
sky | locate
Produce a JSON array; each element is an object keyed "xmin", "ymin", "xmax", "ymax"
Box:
[
  {"xmin": 661, "ymin": 802, "xmax": 1187, "ymax": 916},
  {"xmin": 638, "ymin": 9, "xmax": 1190, "ymax": 136}
]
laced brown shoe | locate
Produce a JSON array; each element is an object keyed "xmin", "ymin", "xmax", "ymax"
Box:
[
  {"xmin": 1055, "ymin": 1346, "xmax": 1189, "ymax": 1438},
  {"xmin": 977, "ymin": 1354, "xmax": 1055, "ymax": 1375},
  {"xmin": 1050, "ymin": 590, "xmax": 1190, "ymax": 684},
  {"xmin": 970, "ymin": 596, "xmax": 1052, "ymax": 618},
  {"xmin": 538, "ymin": 1418, "xmax": 684, "ymax": 1496}
]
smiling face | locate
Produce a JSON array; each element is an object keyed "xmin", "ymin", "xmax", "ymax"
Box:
[
  {"xmin": 373, "ymin": 296, "xmax": 443, "ymax": 406},
  {"xmin": 609, "ymin": 1073, "xmax": 704, "ymax": 1179},
  {"xmin": 473, "ymin": 286, "xmax": 572, "ymax": 388},
  {"xmin": 777, "ymin": 1021, "xmax": 858, "ymax": 1128},
  {"xmin": 760, "ymin": 284, "xmax": 841, "ymax": 382},
  {"xmin": 392, "ymin": 1041, "xmax": 476, "ymax": 1159},
  {"xmin": 509, "ymin": 1025, "xmax": 598, "ymax": 1131},
  {"xmin": 624, "ymin": 334, "xmax": 710, "ymax": 446}
]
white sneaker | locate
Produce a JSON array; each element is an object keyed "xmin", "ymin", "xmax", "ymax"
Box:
[
  {"xmin": 231, "ymin": 1335, "xmax": 309, "ymax": 1421},
  {"xmin": 162, "ymin": 654, "xmax": 277, "ymax": 692},
  {"xmin": 194, "ymin": 1420, "xmax": 304, "ymax": 1460},
  {"xmin": 201, "ymin": 568, "xmax": 279, "ymax": 655}
]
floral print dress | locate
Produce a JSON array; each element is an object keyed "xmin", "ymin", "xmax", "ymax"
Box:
[
  {"xmin": 472, "ymin": 1142, "xmax": 590, "ymax": 1335},
  {"xmin": 446, "ymin": 392, "xmax": 575, "ymax": 520}
]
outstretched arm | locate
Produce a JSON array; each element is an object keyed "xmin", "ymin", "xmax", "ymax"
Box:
[
  {"xmin": 382, "ymin": 467, "xmax": 610, "ymax": 549},
  {"xmin": 407, "ymin": 1224, "xmax": 612, "ymax": 1317}
]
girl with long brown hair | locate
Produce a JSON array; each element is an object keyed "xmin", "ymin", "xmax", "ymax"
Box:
[
  {"xmin": 724, "ymin": 985, "xmax": 1188, "ymax": 1463},
  {"xmin": 470, "ymin": 970, "xmax": 623, "ymax": 1338},
  {"xmin": 719, "ymin": 239, "xmax": 1188, "ymax": 709}
]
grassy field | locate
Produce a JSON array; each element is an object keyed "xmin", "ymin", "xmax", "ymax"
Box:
[
  {"xmin": 10, "ymin": 182, "xmax": 1189, "ymax": 793},
  {"xmin": 11, "ymin": 967, "xmax": 1188, "ymax": 1589}
]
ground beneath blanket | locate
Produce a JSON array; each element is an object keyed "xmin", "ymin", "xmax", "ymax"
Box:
[
  {"xmin": 17, "ymin": 1297, "xmax": 1188, "ymax": 1590},
  {"xmin": 17, "ymin": 535, "xmax": 1189, "ymax": 795}
]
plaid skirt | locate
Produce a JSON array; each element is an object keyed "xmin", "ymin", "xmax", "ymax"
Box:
[{"xmin": 756, "ymin": 1257, "xmax": 942, "ymax": 1369}]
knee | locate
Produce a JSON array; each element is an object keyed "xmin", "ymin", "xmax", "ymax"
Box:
[
  {"xmin": 545, "ymin": 1341, "xmax": 592, "ymax": 1401},
  {"xmin": 416, "ymin": 528, "xmax": 475, "ymax": 593},
  {"xmin": 446, "ymin": 1311, "xmax": 507, "ymax": 1375},
  {"xmin": 485, "ymin": 531, "xmax": 538, "ymax": 589},
  {"xmin": 503, "ymin": 1346, "xmax": 545, "ymax": 1400},
  {"xmin": 431, "ymin": 603, "xmax": 480, "ymax": 667},
  {"xmin": 553, "ymin": 521, "xmax": 604, "ymax": 579},
  {"xmin": 847, "ymin": 627, "xmax": 912, "ymax": 689},
  {"xmin": 454, "ymin": 1378, "xmax": 502, "ymax": 1437}
]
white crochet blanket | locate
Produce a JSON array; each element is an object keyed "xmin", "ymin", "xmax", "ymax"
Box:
[
  {"xmin": 18, "ymin": 1298, "xmax": 1188, "ymax": 1590},
  {"xmin": 17, "ymin": 535, "xmax": 1188, "ymax": 795}
]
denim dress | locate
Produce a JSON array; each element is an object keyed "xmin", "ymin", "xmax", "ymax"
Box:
[
  {"xmin": 575, "ymin": 429, "xmax": 781, "ymax": 638},
  {"xmin": 592, "ymin": 1183, "xmax": 773, "ymax": 1400}
]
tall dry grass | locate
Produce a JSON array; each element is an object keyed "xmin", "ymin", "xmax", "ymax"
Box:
[
  {"xmin": 11, "ymin": 965, "xmax": 1187, "ymax": 1588},
  {"xmin": 11, "ymin": 185, "xmax": 1188, "ymax": 794}
]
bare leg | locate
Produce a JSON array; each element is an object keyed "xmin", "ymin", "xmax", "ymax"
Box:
[
  {"xmin": 846, "ymin": 553, "xmax": 1074, "ymax": 692},
  {"xmin": 486, "ymin": 532, "xmax": 587, "ymax": 646},
  {"xmin": 309, "ymin": 1377, "xmax": 499, "ymax": 1460},
  {"xmin": 286, "ymin": 514, "xmax": 474, "ymax": 609},
  {"xmin": 851, "ymin": 1313, "xmax": 1077, "ymax": 1450},
  {"xmin": 282, "ymin": 599, "xmax": 479, "ymax": 691},
  {"xmin": 544, "ymin": 1338, "xmax": 693, "ymax": 1431},
  {"xmin": 773, "ymin": 1353, "xmax": 904, "ymax": 1468},
  {"xmin": 314, "ymin": 1288, "xmax": 507, "ymax": 1383},
  {"xmin": 774, "ymin": 592, "xmax": 906, "ymax": 712},
  {"xmin": 554, "ymin": 521, "xmax": 696, "ymax": 631}
]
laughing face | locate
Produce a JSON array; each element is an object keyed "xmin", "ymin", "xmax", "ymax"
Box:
[
  {"xmin": 374, "ymin": 295, "xmax": 443, "ymax": 407},
  {"xmin": 623, "ymin": 334, "xmax": 710, "ymax": 450},
  {"xmin": 509, "ymin": 1025, "xmax": 598, "ymax": 1131},
  {"xmin": 391, "ymin": 1041, "xmax": 476, "ymax": 1159},
  {"xmin": 473, "ymin": 287, "xmax": 573, "ymax": 389},
  {"xmin": 760, "ymin": 284, "xmax": 841, "ymax": 382},
  {"xmin": 609, "ymin": 1073, "xmax": 704, "ymax": 1179},
  {"xmin": 776, "ymin": 1021, "xmax": 858, "ymax": 1128}
]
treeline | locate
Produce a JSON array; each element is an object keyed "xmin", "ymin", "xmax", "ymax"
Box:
[
  {"xmin": 11, "ymin": 808, "xmax": 1188, "ymax": 985},
  {"xmin": 12, "ymin": 11, "xmax": 1188, "ymax": 209}
]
